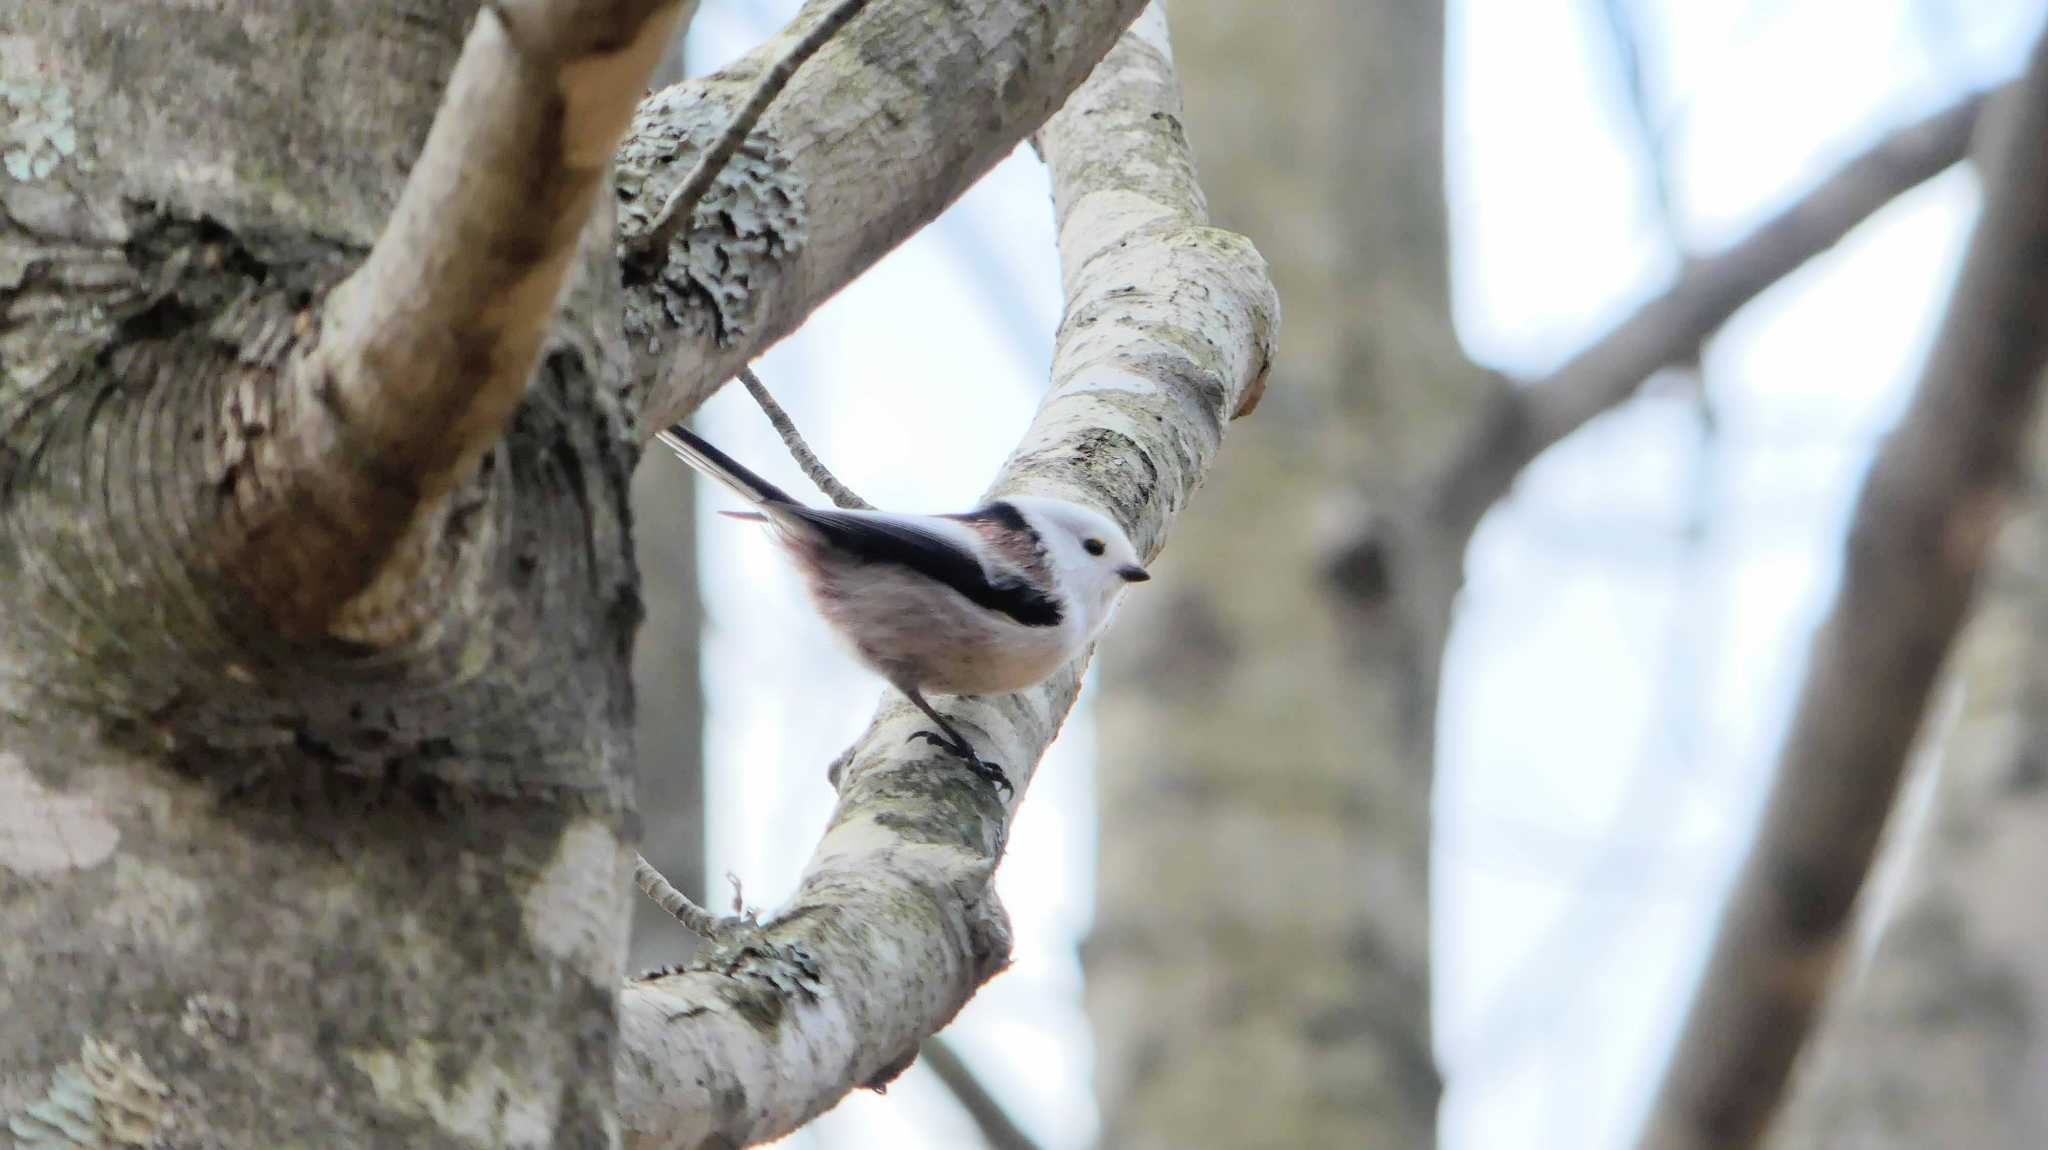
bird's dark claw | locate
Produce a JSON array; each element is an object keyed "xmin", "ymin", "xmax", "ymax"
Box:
[
  {"xmin": 964, "ymin": 755, "xmax": 1014, "ymax": 798},
  {"xmin": 908, "ymin": 730, "xmax": 1014, "ymax": 798}
]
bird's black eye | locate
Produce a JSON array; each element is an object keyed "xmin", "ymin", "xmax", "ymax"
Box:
[{"xmin": 1083, "ymin": 538, "xmax": 1106, "ymax": 556}]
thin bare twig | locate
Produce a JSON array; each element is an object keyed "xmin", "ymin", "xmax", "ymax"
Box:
[
  {"xmin": 918, "ymin": 1037, "xmax": 1044, "ymax": 1150},
  {"xmin": 634, "ymin": 852, "xmax": 754, "ymax": 943},
  {"xmin": 634, "ymin": 0, "xmax": 875, "ymax": 258},
  {"xmin": 736, "ymin": 365, "xmax": 871, "ymax": 510},
  {"xmin": 1597, "ymin": 0, "xmax": 1682, "ymax": 227},
  {"xmin": 1635, "ymin": 44, "xmax": 2048, "ymax": 1150}
]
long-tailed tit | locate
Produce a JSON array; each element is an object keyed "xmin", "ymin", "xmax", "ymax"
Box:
[{"xmin": 657, "ymin": 425, "xmax": 1150, "ymax": 794}]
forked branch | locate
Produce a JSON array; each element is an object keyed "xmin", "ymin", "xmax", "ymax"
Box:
[{"xmin": 224, "ymin": 0, "xmax": 687, "ymax": 639}]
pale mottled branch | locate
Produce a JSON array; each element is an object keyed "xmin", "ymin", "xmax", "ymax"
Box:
[
  {"xmin": 612, "ymin": 8, "xmax": 1277, "ymax": 1146},
  {"xmin": 222, "ymin": 0, "xmax": 686, "ymax": 638},
  {"xmin": 1635, "ymin": 45, "xmax": 2048, "ymax": 1150},
  {"xmin": 1434, "ymin": 86, "xmax": 1990, "ymax": 544},
  {"xmin": 734, "ymin": 365, "xmax": 870, "ymax": 509},
  {"xmin": 615, "ymin": 0, "xmax": 1152, "ymax": 434}
]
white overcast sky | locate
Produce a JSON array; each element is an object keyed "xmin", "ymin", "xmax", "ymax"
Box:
[{"xmin": 662, "ymin": 2, "xmax": 2048, "ymax": 1147}]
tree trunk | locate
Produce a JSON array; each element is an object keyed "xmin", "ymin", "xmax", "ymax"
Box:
[
  {"xmin": 0, "ymin": 0, "xmax": 663, "ymax": 1129},
  {"xmin": 627, "ymin": 461, "xmax": 704, "ymax": 973},
  {"xmin": 623, "ymin": 4, "xmax": 707, "ymax": 980},
  {"xmin": 1, "ymin": 1, "xmax": 1174, "ymax": 1144},
  {"xmin": 0, "ymin": 3, "xmax": 654, "ymax": 1143},
  {"xmin": 1087, "ymin": 3, "xmax": 1484, "ymax": 1146}
]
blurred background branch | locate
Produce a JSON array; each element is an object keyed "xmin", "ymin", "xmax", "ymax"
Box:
[
  {"xmin": 1434, "ymin": 85, "xmax": 1990, "ymax": 549},
  {"xmin": 1635, "ymin": 30, "xmax": 2048, "ymax": 1150},
  {"xmin": 919, "ymin": 1038, "xmax": 1045, "ymax": 1150}
]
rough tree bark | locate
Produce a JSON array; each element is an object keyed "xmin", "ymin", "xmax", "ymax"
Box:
[
  {"xmin": 614, "ymin": 8, "xmax": 1277, "ymax": 1145},
  {"xmin": 1635, "ymin": 33, "xmax": 2048, "ymax": 1150},
  {"xmin": 3, "ymin": 2, "xmax": 687, "ymax": 1144},
  {"xmin": 0, "ymin": 0, "xmax": 1191, "ymax": 1145},
  {"xmin": 1086, "ymin": 3, "xmax": 1484, "ymax": 1144}
]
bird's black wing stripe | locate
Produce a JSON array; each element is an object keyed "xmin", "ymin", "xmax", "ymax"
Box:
[
  {"xmin": 786, "ymin": 507, "xmax": 1064, "ymax": 628},
  {"xmin": 949, "ymin": 500, "xmax": 1032, "ymax": 534},
  {"xmin": 662, "ymin": 424, "xmax": 800, "ymax": 506}
]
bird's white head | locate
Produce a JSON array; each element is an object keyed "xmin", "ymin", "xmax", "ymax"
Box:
[{"xmin": 1008, "ymin": 496, "xmax": 1150, "ymax": 635}]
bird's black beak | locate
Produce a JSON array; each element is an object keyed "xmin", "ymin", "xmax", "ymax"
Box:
[{"xmin": 1118, "ymin": 565, "xmax": 1151, "ymax": 583}]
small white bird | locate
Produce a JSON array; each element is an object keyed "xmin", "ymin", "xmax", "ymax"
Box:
[{"xmin": 657, "ymin": 424, "xmax": 1150, "ymax": 794}]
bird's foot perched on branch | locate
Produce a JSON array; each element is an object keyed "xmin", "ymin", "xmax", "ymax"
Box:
[{"xmin": 908, "ymin": 729, "xmax": 1013, "ymax": 798}]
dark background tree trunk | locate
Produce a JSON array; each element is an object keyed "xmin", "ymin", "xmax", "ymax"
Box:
[
  {"xmin": 628, "ymin": 460, "xmax": 705, "ymax": 972},
  {"xmin": 1766, "ymin": 416, "xmax": 2048, "ymax": 1150},
  {"xmin": 625, "ymin": 23, "xmax": 708, "ymax": 975}
]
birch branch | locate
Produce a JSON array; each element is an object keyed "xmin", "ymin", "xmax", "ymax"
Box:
[
  {"xmin": 220, "ymin": 0, "xmax": 685, "ymax": 638},
  {"xmin": 1634, "ymin": 46, "xmax": 2048, "ymax": 1150},
  {"xmin": 613, "ymin": 8, "xmax": 1278, "ymax": 1146},
  {"xmin": 614, "ymin": 0, "xmax": 1152, "ymax": 434},
  {"xmin": 1433, "ymin": 86, "xmax": 1990, "ymax": 543}
]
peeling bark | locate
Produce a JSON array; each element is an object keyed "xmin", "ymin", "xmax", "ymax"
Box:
[{"xmin": 613, "ymin": 9, "xmax": 1278, "ymax": 1146}]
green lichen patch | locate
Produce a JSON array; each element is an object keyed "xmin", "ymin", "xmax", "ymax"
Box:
[
  {"xmin": 6, "ymin": 1037, "xmax": 169, "ymax": 1150},
  {"xmin": 688, "ymin": 937, "xmax": 825, "ymax": 1039},
  {"xmin": 1, "ymin": 81, "xmax": 91, "ymax": 183},
  {"xmin": 616, "ymin": 84, "xmax": 808, "ymax": 353}
]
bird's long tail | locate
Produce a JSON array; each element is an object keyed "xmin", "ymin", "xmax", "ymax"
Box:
[{"xmin": 656, "ymin": 424, "xmax": 798, "ymax": 508}]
